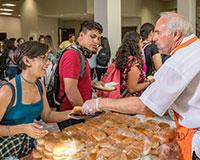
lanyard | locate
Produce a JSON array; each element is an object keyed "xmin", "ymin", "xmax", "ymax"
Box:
[{"xmin": 170, "ymin": 36, "xmax": 198, "ymax": 55}]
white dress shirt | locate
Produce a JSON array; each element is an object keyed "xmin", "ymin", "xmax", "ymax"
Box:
[{"xmin": 140, "ymin": 34, "xmax": 200, "ymax": 129}]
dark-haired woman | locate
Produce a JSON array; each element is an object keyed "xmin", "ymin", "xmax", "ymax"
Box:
[
  {"xmin": 3, "ymin": 38, "xmax": 19, "ymax": 79},
  {"xmin": 0, "ymin": 41, "xmax": 71, "ymax": 159},
  {"xmin": 140, "ymin": 23, "xmax": 162, "ymax": 77},
  {"xmin": 116, "ymin": 31, "xmax": 152, "ymax": 97},
  {"xmin": 17, "ymin": 37, "xmax": 25, "ymax": 47}
]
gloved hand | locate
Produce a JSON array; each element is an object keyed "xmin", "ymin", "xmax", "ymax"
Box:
[{"xmin": 82, "ymin": 98, "xmax": 101, "ymax": 115}]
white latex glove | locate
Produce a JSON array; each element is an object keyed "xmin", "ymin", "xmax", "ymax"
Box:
[{"xmin": 82, "ymin": 98, "xmax": 101, "ymax": 115}]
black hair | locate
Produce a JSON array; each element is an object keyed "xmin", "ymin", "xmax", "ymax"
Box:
[
  {"xmin": 16, "ymin": 41, "xmax": 49, "ymax": 70},
  {"xmin": 68, "ymin": 33, "xmax": 75, "ymax": 40},
  {"xmin": 17, "ymin": 37, "xmax": 25, "ymax": 43},
  {"xmin": 140, "ymin": 23, "xmax": 154, "ymax": 41},
  {"xmin": 79, "ymin": 20, "xmax": 103, "ymax": 34},
  {"xmin": 45, "ymin": 35, "xmax": 54, "ymax": 50},
  {"xmin": 38, "ymin": 35, "xmax": 45, "ymax": 42},
  {"xmin": 2, "ymin": 38, "xmax": 16, "ymax": 57},
  {"xmin": 115, "ymin": 31, "xmax": 141, "ymax": 72},
  {"xmin": 29, "ymin": 36, "xmax": 34, "ymax": 41}
]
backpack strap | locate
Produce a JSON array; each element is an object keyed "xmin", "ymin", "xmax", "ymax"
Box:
[
  {"xmin": 68, "ymin": 44, "xmax": 86, "ymax": 78},
  {"xmin": 55, "ymin": 44, "xmax": 86, "ymax": 104},
  {"xmin": 35, "ymin": 79, "xmax": 43, "ymax": 96},
  {"xmin": 0, "ymin": 80, "xmax": 15, "ymax": 111}
]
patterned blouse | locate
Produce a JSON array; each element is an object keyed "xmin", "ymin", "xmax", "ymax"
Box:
[{"xmin": 120, "ymin": 56, "xmax": 146, "ymax": 97}]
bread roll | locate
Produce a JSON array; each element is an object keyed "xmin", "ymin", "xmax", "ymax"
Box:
[
  {"xmin": 110, "ymin": 134, "xmax": 126, "ymax": 142},
  {"xmin": 32, "ymin": 149, "xmax": 42, "ymax": 159},
  {"xmin": 146, "ymin": 119, "xmax": 157, "ymax": 125},
  {"xmin": 158, "ymin": 122, "xmax": 170, "ymax": 129},
  {"xmin": 43, "ymin": 141, "xmax": 57, "ymax": 158},
  {"xmin": 73, "ymin": 106, "xmax": 82, "ymax": 114},
  {"xmin": 86, "ymin": 153, "xmax": 97, "ymax": 160},
  {"xmin": 42, "ymin": 157, "xmax": 52, "ymax": 160},
  {"xmin": 37, "ymin": 138, "xmax": 45, "ymax": 146},
  {"xmin": 52, "ymin": 155, "xmax": 68, "ymax": 160},
  {"xmin": 53, "ymin": 142, "xmax": 69, "ymax": 156},
  {"xmin": 92, "ymin": 130, "xmax": 107, "ymax": 141},
  {"xmin": 43, "ymin": 150, "xmax": 53, "ymax": 159},
  {"xmin": 36, "ymin": 145, "xmax": 43, "ymax": 153}
]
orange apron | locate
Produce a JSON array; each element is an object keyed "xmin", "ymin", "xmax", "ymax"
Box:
[
  {"xmin": 171, "ymin": 36, "xmax": 198, "ymax": 160},
  {"xmin": 174, "ymin": 112, "xmax": 196, "ymax": 160}
]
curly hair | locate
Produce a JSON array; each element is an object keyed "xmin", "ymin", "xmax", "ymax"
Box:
[{"xmin": 115, "ymin": 31, "xmax": 141, "ymax": 72}]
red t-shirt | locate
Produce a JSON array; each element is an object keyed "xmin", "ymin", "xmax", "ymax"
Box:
[{"xmin": 58, "ymin": 49, "xmax": 92, "ymax": 111}]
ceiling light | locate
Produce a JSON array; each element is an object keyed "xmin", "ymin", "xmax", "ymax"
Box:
[
  {"xmin": 0, "ymin": 12, "xmax": 12, "ymax": 15},
  {"xmin": 0, "ymin": 8, "xmax": 14, "ymax": 12},
  {"xmin": 2, "ymin": 3, "xmax": 16, "ymax": 7}
]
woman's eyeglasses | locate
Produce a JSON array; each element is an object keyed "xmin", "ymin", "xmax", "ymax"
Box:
[{"xmin": 38, "ymin": 54, "xmax": 51, "ymax": 63}]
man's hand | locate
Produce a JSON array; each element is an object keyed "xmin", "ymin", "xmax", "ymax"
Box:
[{"xmin": 82, "ymin": 98, "xmax": 101, "ymax": 115}]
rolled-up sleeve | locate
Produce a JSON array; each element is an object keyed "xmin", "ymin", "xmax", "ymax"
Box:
[{"xmin": 140, "ymin": 65, "xmax": 187, "ymax": 116}]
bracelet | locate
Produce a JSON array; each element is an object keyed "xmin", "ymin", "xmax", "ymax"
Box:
[{"xmin": 7, "ymin": 126, "xmax": 11, "ymax": 136}]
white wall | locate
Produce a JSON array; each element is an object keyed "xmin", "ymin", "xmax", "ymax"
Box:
[
  {"xmin": 140, "ymin": 0, "xmax": 164, "ymax": 24},
  {"xmin": 122, "ymin": 17, "xmax": 141, "ymax": 31},
  {"xmin": 120, "ymin": 0, "xmax": 177, "ymax": 31},
  {"xmin": 36, "ymin": 0, "xmax": 87, "ymax": 16},
  {"xmin": 122, "ymin": 0, "xmax": 142, "ymax": 17},
  {"xmin": 87, "ymin": 0, "xmax": 94, "ymax": 14},
  {"xmin": 0, "ymin": 16, "xmax": 21, "ymax": 39},
  {"xmin": 121, "ymin": 0, "xmax": 164, "ymax": 26},
  {"xmin": 20, "ymin": 0, "xmax": 38, "ymax": 40},
  {"xmin": 178, "ymin": 0, "xmax": 196, "ymax": 32},
  {"xmin": 38, "ymin": 16, "xmax": 58, "ymax": 46}
]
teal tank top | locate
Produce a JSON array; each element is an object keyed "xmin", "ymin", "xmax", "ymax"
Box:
[{"xmin": 1, "ymin": 75, "xmax": 43, "ymax": 125}]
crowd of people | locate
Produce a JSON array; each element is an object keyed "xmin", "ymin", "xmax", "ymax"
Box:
[{"xmin": 0, "ymin": 12, "xmax": 199, "ymax": 160}]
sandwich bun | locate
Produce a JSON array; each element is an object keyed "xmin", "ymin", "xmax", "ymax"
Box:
[
  {"xmin": 32, "ymin": 149, "xmax": 42, "ymax": 159},
  {"xmin": 53, "ymin": 142, "xmax": 69, "ymax": 156},
  {"xmin": 36, "ymin": 144, "xmax": 43, "ymax": 153},
  {"xmin": 73, "ymin": 106, "xmax": 82, "ymax": 114},
  {"xmin": 44, "ymin": 140, "xmax": 57, "ymax": 153},
  {"xmin": 37, "ymin": 138, "xmax": 45, "ymax": 146},
  {"xmin": 52, "ymin": 155, "xmax": 68, "ymax": 160},
  {"xmin": 42, "ymin": 157, "xmax": 52, "ymax": 160},
  {"xmin": 43, "ymin": 149, "xmax": 53, "ymax": 159},
  {"xmin": 158, "ymin": 122, "xmax": 170, "ymax": 129}
]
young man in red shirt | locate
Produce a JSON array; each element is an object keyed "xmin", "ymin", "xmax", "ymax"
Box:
[{"xmin": 58, "ymin": 21, "xmax": 103, "ymax": 111}]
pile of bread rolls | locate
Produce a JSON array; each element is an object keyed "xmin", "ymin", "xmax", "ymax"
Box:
[
  {"xmin": 33, "ymin": 112, "xmax": 179, "ymax": 159},
  {"xmin": 33, "ymin": 132, "xmax": 84, "ymax": 160}
]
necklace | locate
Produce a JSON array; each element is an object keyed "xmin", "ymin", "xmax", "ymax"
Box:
[{"xmin": 20, "ymin": 74, "xmax": 36, "ymax": 85}]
